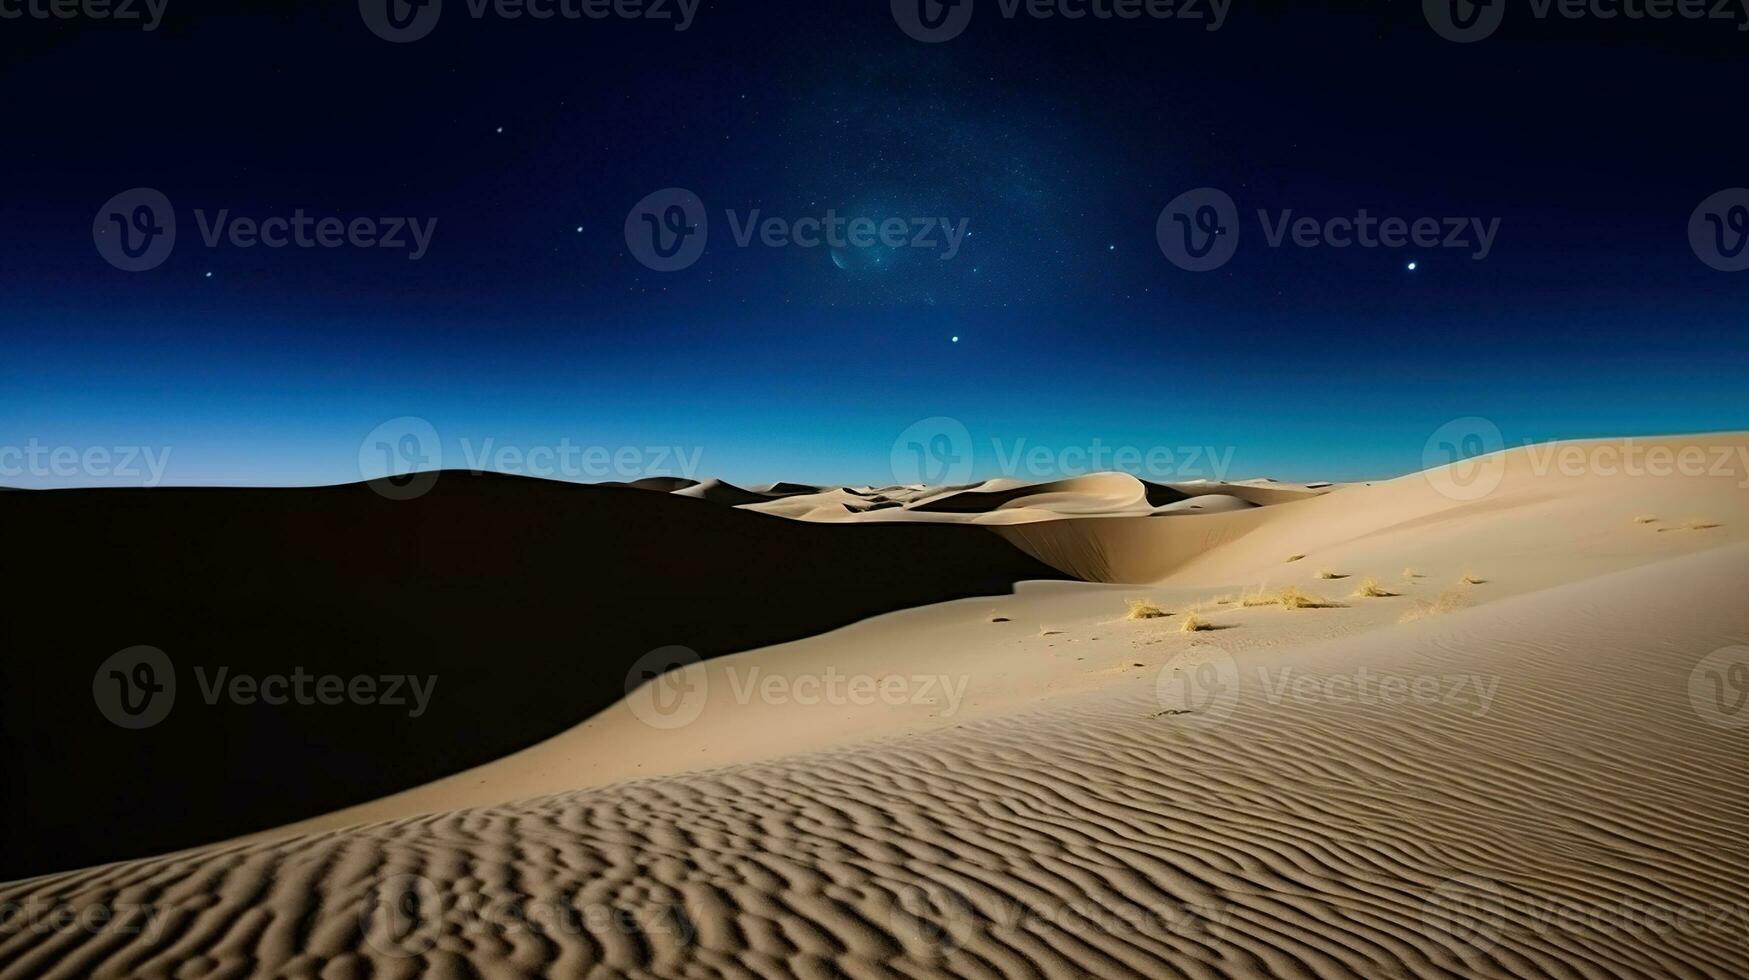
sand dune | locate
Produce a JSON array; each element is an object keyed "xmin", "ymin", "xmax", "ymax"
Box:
[
  {"xmin": 4, "ymin": 433, "xmax": 1746, "ymax": 978},
  {"xmin": 4, "ymin": 542, "xmax": 1744, "ymax": 978},
  {"xmin": 1, "ymin": 475, "xmax": 1062, "ymax": 880}
]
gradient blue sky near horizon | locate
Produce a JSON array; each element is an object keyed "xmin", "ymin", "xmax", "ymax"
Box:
[{"xmin": 3, "ymin": 1, "xmax": 1745, "ymax": 489}]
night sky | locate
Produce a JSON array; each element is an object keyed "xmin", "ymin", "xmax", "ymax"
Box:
[{"xmin": 3, "ymin": 0, "xmax": 1746, "ymax": 488}]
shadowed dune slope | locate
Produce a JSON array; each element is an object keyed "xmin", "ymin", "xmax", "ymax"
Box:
[
  {"xmin": 0, "ymin": 474, "xmax": 1064, "ymax": 880},
  {"xmin": 4, "ymin": 543, "xmax": 1744, "ymax": 978}
]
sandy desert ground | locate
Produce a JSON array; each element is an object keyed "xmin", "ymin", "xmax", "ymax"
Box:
[{"xmin": 3, "ymin": 433, "xmax": 1746, "ymax": 978}]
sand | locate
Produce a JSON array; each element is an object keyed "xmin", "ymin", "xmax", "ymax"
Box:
[{"xmin": 3, "ymin": 433, "xmax": 1745, "ymax": 978}]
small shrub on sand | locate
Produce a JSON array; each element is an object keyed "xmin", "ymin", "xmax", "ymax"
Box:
[
  {"xmin": 1316, "ymin": 568, "xmax": 1347, "ymax": 580},
  {"xmin": 1351, "ymin": 578, "xmax": 1398, "ymax": 598},
  {"xmin": 1402, "ymin": 567, "xmax": 1423, "ymax": 579},
  {"xmin": 1286, "ymin": 554, "xmax": 1307, "ymax": 563},
  {"xmin": 1682, "ymin": 518, "xmax": 1721, "ymax": 530},
  {"xmin": 1634, "ymin": 515, "xmax": 1659, "ymax": 525},
  {"xmin": 1181, "ymin": 614, "xmax": 1215, "ymax": 632},
  {"xmin": 1278, "ymin": 586, "xmax": 1340, "ymax": 609},
  {"xmin": 1240, "ymin": 590, "xmax": 1278, "ymax": 608},
  {"xmin": 1125, "ymin": 598, "xmax": 1169, "ymax": 620},
  {"xmin": 1399, "ymin": 590, "xmax": 1470, "ymax": 623},
  {"xmin": 1460, "ymin": 573, "xmax": 1486, "ymax": 585}
]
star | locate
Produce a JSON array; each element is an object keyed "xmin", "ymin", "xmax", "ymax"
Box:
[
  {"xmin": 1407, "ymin": 261, "xmax": 1418, "ymax": 271},
  {"xmin": 951, "ymin": 335, "xmax": 960, "ymax": 343}
]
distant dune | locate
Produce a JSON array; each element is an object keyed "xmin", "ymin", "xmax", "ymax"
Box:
[{"xmin": 0, "ymin": 475, "xmax": 1063, "ymax": 880}]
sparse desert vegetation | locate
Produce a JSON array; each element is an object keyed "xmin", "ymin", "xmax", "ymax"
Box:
[
  {"xmin": 1635, "ymin": 515, "xmax": 1659, "ymax": 525},
  {"xmin": 1286, "ymin": 554, "xmax": 1307, "ymax": 563},
  {"xmin": 1279, "ymin": 586, "xmax": 1342, "ymax": 610},
  {"xmin": 1352, "ymin": 578, "xmax": 1399, "ymax": 598},
  {"xmin": 1180, "ymin": 614, "xmax": 1215, "ymax": 632},
  {"xmin": 1681, "ymin": 518, "xmax": 1721, "ymax": 530},
  {"xmin": 1241, "ymin": 590, "xmax": 1278, "ymax": 608},
  {"xmin": 1403, "ymin": 567, "xmax": 1423, "ymax": 578},
  {"xmin": 1461, "ymin": 573, "xmax": 1486, "ymax": 585},
  {"xmin": 1317, "ymin": 568, "xmax": 1344, "ymax": 579},
  {"xmin": 1399, "ymin": 589, "xmax": 1471, "ymax": 623},
  {"xmin": 1125, "ymin": 598, "xmax": 1169, "ymax": 620}
]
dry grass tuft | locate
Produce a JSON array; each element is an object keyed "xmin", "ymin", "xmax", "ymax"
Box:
[
  {"xmin": 1402, "ymin": 567, "xmax": 1423, "ymax": 579},
  {"xmin": 1682, "ymin": 518, "xmax": 1721, "ymax": 530},
  {"xmin": 1351, "ymin": 578, "xmax": 1399, "ymax": 598},
  {"xmin": 1316, "ymin": 568, "xmax": 1347, "ymax": 580},
  {"xmin": 1460, "ymin": 573, "xmax": 1486, "ymax": 585},
  {"xmin": 1285, "ymin": 554, "xmax": 1307, "ymax": 563},
  {"xmin": 1278, "ymin": 586, "xmax": 1341, "ymax": 610},
  {"xmin": 1634, "ymin": 515, "xmax": 1659, "ymax": 525},
  {"xmin": 1240, "ymin": 590, "xmax": 1278, "ymax": 608},
  {"xmin": 1125, "ymin": 598, "xmax": 1169, "ymax": 620},
  {"xmin": 1180, "ymin": 614, "xmax": 1215, "ymax": 633},
  {"xmin": 1399, "ymin": 589, "xmax": 1471, "ymax": 623}
]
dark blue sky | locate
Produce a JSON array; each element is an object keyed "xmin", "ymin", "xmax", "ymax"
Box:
[{"xmin": 3, "ymin": 0, "xmax": 1745, "ymax": 487}]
